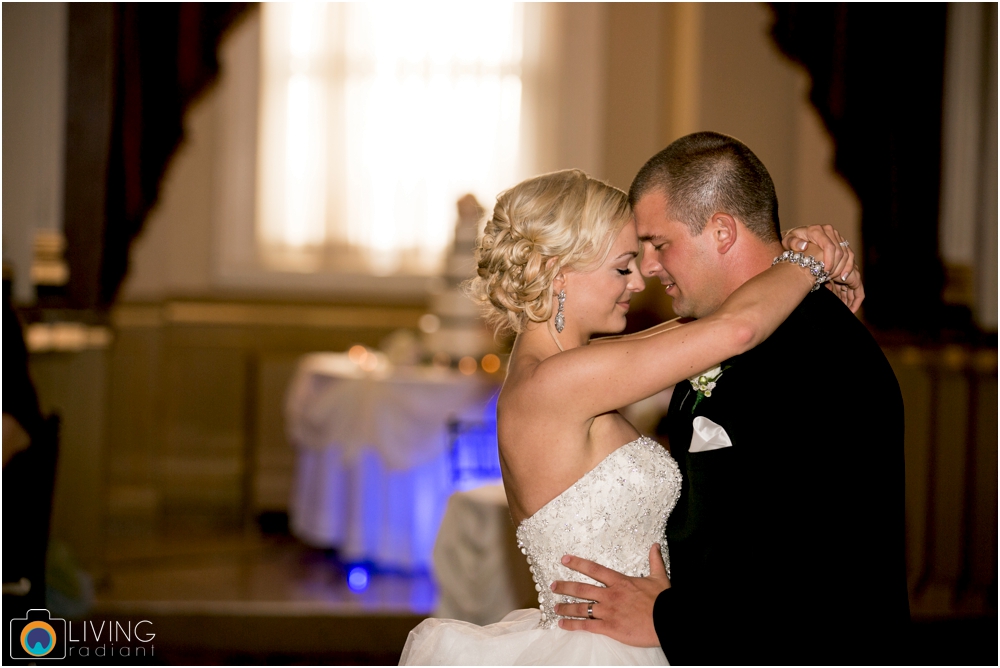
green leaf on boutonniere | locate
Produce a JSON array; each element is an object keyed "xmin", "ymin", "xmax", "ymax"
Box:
[{"xmin": 687, "ymin": 364, "xmax": 731, "ymax": 414}]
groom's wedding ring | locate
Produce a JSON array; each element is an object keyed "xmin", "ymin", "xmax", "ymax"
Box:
[
  {"xmin": 839, "ymin": 241, "xmax": 850, "ymax": 248},
  {"xmin": 587, "ymin": 602, "xmax": 595, "ymax": 620}
]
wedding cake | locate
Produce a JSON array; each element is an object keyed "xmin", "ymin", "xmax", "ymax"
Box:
[{"xmin": 422, "ymin": 195, "xmax": 495, "ymax": 360}]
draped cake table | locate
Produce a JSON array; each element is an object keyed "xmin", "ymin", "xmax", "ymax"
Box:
[{"xmin": 286, "ymin": 352, "xmax": 498, "ymax": 571}]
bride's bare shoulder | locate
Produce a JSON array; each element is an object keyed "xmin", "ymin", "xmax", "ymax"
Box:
[
  {"xmin": 497, "ymin": 362, "xmax": 542, "ymax": 422},
  {"xmin": 500, "ymin": 349, "xmax": 566, "ymax": 416},
  {"xmin": 498, "ymin": 347, "xmax": 575, "ymax": 431}
]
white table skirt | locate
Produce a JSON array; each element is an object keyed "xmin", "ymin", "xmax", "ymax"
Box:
[
  {"xmin": 290, "ymin": 445, "xmax": 454, "ymax": 571},
  {"xmin": 286, "ymin": 352, "xmax": 499, "ymax": 571},
  {"xmin": 432, "ymin": 483, "xmax": 535, "ymax": 624}
]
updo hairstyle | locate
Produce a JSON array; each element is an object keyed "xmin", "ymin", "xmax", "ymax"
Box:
[{"xmin": 467, "ymin": 169, "xmax": 632, "ymax": 336}]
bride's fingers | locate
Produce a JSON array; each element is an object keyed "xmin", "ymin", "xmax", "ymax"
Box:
[
  {"xmin": 826, "ymin": 233, "xmax": 854, "ymax": 280},
  {"xmin": 783, "ymin": 225, "xmax": 843, "ymax": 271},
  {"xmin": 828, "ymin": 233, "xmax": 855, "ymax": 282},
  {"xmin": 849, "ymin": 281, "xmax": 865, "ymax": 312},
  {"xmin": 823, "ymin": 226, "xmax": 847, "ymax": 278},
  {"xmin": 839, "ymin": 243, "xmax": 856, "ymax": 282},
  {"xmin": 836, "ymin": 264, "xmax": 862, "ymax": 289},
  {"xmin": 834, "ymin": 264, "xmax": 864, "ymax": 312},
  {"xmin": 781, "ymin": 227, "xmax": 809, "ymax": 252}
]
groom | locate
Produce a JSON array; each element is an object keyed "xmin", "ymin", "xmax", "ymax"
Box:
[{"xmin": 552, "ymin": 132, "xmax": 909, "ymax": 664}]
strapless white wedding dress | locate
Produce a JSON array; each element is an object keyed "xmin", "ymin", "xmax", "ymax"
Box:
[{"xmin": 400, "ymin": 436, "xmax": 681, "ymax": 665}]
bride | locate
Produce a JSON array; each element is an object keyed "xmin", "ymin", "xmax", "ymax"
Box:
[{"xmin": 400, "ymin": 170, "xmax": 856, "ymax": 665}]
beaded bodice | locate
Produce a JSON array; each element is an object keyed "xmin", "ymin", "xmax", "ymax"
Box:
[{"xmin": 515, "ymin": 436, "xmax": 682, "ymax": 629}]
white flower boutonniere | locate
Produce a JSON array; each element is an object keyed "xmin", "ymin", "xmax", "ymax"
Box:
[{"xmin": 683, "ymin": 364, "xmax": 730, "ymax": 413}]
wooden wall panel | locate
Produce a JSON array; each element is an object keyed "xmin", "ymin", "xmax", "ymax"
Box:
[
  {"xmin": 29, "ymin": 348, "xmax": 110, "ymax": 570},
  {"xmin": 104, "ymin": 300, "xmax": 424, "ymax": 536},
  {"xmin": 886, "ymin": 345, "xmax": 998, "ymax": 618},
  {"xmin": 251, "ymin": 355, "xmax": 299, "ymax": 512}
]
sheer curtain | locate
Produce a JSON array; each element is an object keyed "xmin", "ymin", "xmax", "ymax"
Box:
[{"xmin": 256, "ymin": 3, "xmax": 525, "ymax": 276}]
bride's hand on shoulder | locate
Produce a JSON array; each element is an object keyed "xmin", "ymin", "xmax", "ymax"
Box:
[
  {"xmin": 782, "ymin": 224, "xmax": 854, "ymax": 281},
  {"xmin": 782, "ymin": 225, "xmax": 865, "ymax": 313}
]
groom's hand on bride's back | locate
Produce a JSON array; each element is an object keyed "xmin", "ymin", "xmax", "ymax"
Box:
[{"xmin": 551, "ymin": 544, "xmax": 668, "ymax": 648}]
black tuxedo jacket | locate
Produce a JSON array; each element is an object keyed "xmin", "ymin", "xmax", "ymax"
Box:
[{"xmin": 652, "ymin": 289, "xmax": 910, "ymax": 665}]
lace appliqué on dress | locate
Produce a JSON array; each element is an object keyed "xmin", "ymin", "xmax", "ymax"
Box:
[{"xmin": 514, "ymin": 436, "xmax": 682, "ymax": 629}]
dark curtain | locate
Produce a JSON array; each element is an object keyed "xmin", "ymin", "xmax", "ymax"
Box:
[
  {"xmin": 101, "ymin": 3, "xmax": 250, "ymax": 306},
  {"xmin": 769, "ymin": 3, "xmax": 948, "ymax": 334},
  {"xmin": 63, "ymin": 3, "xmax": 249, "ymax": 310}
]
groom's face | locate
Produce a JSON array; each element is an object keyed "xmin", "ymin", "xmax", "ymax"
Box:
[{"xmin": 634, "ymin": 190, "xmax": 721, "ymax": 318}]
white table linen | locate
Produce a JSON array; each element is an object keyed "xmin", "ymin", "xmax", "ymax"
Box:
[
  {"xmin": 432, "ymin": 483, "xmax": 535, "ymax": 625},
  {"xmin": 286, "ymin": 353, "xmax": 495, "ymax": 469},
  {"xmin": 286, "ymin": 353, "xmax": 498, "ymax": 571}
]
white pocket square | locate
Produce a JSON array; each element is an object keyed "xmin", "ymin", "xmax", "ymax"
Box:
[{"xmin": 689, "ymin": 416, "xmax": 733, "ymax": 453}]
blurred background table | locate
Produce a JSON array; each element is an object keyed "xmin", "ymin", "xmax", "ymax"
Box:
[
  {"xmin": 285, "ymin": 352, "xmax": 498, "ymax": 571},
  {"xmin": 432, "ymin": 482, "xmax": 535, "ymax": 624}
]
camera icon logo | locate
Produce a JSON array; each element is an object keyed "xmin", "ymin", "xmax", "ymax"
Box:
[{"xmin": 9, "ymin": 609, "xmax": 66, "ymax": 660}]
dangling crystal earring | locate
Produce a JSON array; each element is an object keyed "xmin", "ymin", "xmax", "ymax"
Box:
[{"xmin": 554, "ymin": 290, "xmax": 566, "ymax": 333}]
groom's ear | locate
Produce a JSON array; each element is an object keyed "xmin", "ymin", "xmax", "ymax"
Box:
[{"xmin": 709, "ymin": 213, "xmax": 738, "ymax": 255}]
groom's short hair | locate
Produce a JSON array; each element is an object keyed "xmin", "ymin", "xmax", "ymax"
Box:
[{"xmin": 629, "ymin": 132, "xmax": 781, "ymax": 241}]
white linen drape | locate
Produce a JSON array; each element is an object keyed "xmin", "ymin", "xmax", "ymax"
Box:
[{"xmin": 284, "ymin": 353, "xmax": 498, "ymax": 570}]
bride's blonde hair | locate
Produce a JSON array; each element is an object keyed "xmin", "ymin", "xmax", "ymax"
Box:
[{"xmin": 467, "ymin": 169, "xmax": 632, "ymax": 336}]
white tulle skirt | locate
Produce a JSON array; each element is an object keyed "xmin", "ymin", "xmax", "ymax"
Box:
[{"xmin": 399, "ymin": 609, "xmax": 668, "ymax": 665}]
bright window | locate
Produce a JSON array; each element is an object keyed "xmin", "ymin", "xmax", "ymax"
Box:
[{"xmin": 256, "ymin": 3, "xmax": 525, "ymax": 276}]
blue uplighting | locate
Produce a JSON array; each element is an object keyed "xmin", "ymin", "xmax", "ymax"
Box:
[
  {"xmin": 347, "ymin": 565, "xmax": 370, "ymax": 592},
  {"xmin": 450, "ymin": 392, "xmax": 502, "ymax": 490}
]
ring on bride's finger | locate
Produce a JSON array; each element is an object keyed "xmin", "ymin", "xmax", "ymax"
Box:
[
  {"xmin": 587, "ymin": 602, "xmax": 595, "ymax": 620},
  {"xmin": 839, "ymin": 241, "xmax": 850, "ymax": 248}
]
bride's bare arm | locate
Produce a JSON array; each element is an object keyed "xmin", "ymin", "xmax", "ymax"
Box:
[
  {"xmin": 594, "ymin": 223, "xmax": 860, "ymax": 344},
  {"xmin": 524, "ymin": 256, "xmax": 817, "ymax": 419},
  {"xmin": 591, "ymin": 317, "xmax": 687, "ymax": 344}
]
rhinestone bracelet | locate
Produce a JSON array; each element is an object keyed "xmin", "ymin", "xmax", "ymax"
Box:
[{"xmin": 772, "ymin": 250, "xmax": 830, "ymax": 292}]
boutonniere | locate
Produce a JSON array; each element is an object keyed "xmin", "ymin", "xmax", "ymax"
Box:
[{"xmin": 681, "ymin": 364, "xmax": 730, "ymax": 413}]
